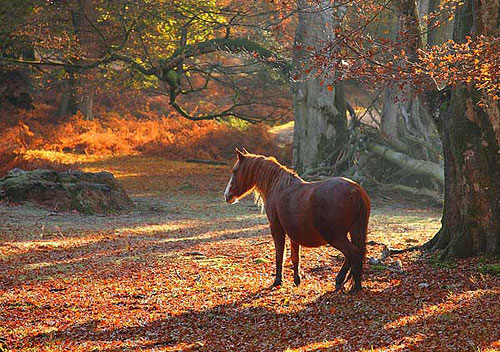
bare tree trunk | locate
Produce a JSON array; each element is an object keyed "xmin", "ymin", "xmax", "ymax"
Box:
[
  {"xmin": 292, "ymin": 0, "xmax": 347, "ymax": 174},
  {"xmin": 71, "ymin": 0, "xmax": 100, "ymax": 120}
]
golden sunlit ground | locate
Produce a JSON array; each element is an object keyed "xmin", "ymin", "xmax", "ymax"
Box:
[{"xmin": 1, "ymin": 154, "xmax": 499, "ymax": 351}]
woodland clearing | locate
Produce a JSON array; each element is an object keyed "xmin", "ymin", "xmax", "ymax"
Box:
[{"xmin": 0, "ymin": 153, "xmax": 499, "ymax": 352}]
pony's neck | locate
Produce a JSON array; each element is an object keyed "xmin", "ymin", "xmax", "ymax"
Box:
[{"xmin": 247, "ymin": 156, "xmax": 301, "ymax": 201}]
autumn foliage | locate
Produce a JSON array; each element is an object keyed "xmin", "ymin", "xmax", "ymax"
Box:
[
  {"xmin": 418, "ymin": 36, "xmax": 500, "ymax": 101},
  {"xmin": 0, "ymin": 103, "xmax": 289, "ymax": 177}
]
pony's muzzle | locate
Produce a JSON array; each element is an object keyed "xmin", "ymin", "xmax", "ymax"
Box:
[
  {"xmin": 225, "ymin": 194, "xmax": 236, "ymax": 204},
  {"xmin": 224, "ymin": 174, "xmax": 236, "ymax": 203},
  {"xmin": 224, "ymin": 191, "xmax": 237, "ymax": 204}
]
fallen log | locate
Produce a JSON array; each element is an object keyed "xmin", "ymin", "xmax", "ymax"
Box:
[{"xmin": 367, "ymin": 141, "xmax": 444, "ymax": 185}]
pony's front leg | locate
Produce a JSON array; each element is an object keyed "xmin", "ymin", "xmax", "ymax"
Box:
[
  {"xmin": 290, "ymin": 240, "xmax": 301, "ymax": 286},
  {"xmin": 270, "ymin": 224, "xmax": 285, "ymax": 287}
]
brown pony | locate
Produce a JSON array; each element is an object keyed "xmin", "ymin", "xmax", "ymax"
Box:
[{"xmin": 224, "ymin": 149, "xmax": 371, "ymax": 292}]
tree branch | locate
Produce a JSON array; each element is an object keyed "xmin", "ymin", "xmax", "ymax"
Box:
[{"xmin": 164, "ymin": 38, "xmax": 292, "ymax": 78}]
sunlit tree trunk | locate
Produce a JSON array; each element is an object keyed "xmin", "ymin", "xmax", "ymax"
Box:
[
  {"xmin": 59, "ymin": 69, "xmax": 79, "ymax": 118},
  {"xmin": 79, "ymin": 86, "xmax": 94, "ymax": 120},
  {"xmin": 292, "ymin": 0, "xmax": 347, "ymax": 174},
  {"xmin": 425, "ymin": 0, "xmax": 500, "ymax": 257},
  {"xmin": 58, "ymin": 74, "xmax": 94, "ymax": 120}
]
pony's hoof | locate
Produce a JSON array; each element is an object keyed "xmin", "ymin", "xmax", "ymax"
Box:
[
  {"xmin": 348, "ymin": 286, "xmax": 362, "ymax": 294},
  {"xmin": 270, "ymin": 279, "xmax": 282, "ymax": 288},
  {"xmin": 293, "ymin": 276, "xmax": 301, "ymax": 287},
  {"xmin": 334, "ymin": 286, "xmax": 345, "ymax": 294}
]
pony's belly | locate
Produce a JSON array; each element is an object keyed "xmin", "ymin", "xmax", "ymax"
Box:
[
  {"xmin": 287, "ymin": 230, "xmax": 328, "ymax": 248},
  {"xmin": 279, "ymin": 207, "xmax": 328, "ymax": 247}
]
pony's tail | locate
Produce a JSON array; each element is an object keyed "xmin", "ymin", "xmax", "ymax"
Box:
[
  {"xmin": 351, "ymin": 190, "xmax": 371, "ymax": 268},
  {"xmin": 346, "ymin": 190, "xmax": 370, "ymax": 291}
]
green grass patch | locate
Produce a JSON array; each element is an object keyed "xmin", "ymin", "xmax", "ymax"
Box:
[
  {"xmin": 430, "ymin": 252, "xmax": 456, "ymax": 269},
  {"xmin": 478, "ymin": 263, "xmax": 500, "ymax": 277},
  {"xmin": 370, "ymin": 264, "xmax": 387, "ymax": 271}
]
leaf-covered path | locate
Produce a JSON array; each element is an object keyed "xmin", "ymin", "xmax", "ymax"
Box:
[{"xmin": 1, "ymin": 155, "xmax": 499, "ymax": 351}]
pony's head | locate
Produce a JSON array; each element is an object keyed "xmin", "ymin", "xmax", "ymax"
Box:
[{"xmin": 224, "ymin": 148, "xmax": 254, "ymax": 203}]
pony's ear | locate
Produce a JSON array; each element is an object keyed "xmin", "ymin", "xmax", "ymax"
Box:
[{"xmin": 235, "ymin": 147, "xmax": 245, "ymax": 161}]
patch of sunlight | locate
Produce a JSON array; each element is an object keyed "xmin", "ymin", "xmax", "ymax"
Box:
[
  {"xmin": 20, "ymin": 254, "xmax": 103, "ymax": 274},
  {"xmin": 130, "ymin": 192, "xmax": 160, "ymax": 198},
  {"xmin": 269, "ymin": 120, "xmax": 294, "ymax": 134},
  {"xmin": 228, "ymin": 213, "xmax": 267, "ymax": 221},
  {"xmin": 158, "ymin": 224, "xmax": 267, "ymax": 243},
  {"xmin": 23, "ymin": 262, "xmax": 54, "ymax": 270},
  {"xmin": 285, "ymin": 338, "xmax": 347, "ymax": 351},
  {"xmin": 116, "ymin": 223, "xmax": 190, "ymax": 235},
  {"xmin": 8, "ymin": 236, "xmax": 113, "ymax": 261},
  {"xmin": 359, "ymin": 347, "xmax": 394, "ymax": 352},
  {"xmin": 269, "ymin": 121, "xmax": 294, "ymax": 145},
  {"xmin": 384, "ymin": 290, "xmax": 491, "ymax": 330},
  {"xmin": 114, "ymin": 215, "xmax": 266, "ymax": 237},
  {"xmin": 38, "ymin": 326, "xmax": 59, "ymax": 335},
  {"xmin": 486, "ymin": 341, "xmax": 500, "ymax": 351},
  {"xmin": 11, "ymin": 237, "xmax": 100, "ymax": 250},
  {"xmin": 206, "ymin": 213, "xmax": 267, "ymax": 224},
  {"xmin": 113, "ymin": 256, "xmax": 140, "ymax": 264},
  {"xmin": 194, "ymin": 256, "xmax": 230, "ymax": 267},
  {"xmin": 21, "ymin": 252, "xmax": 105, "ymax": 272},
  {"xmin": 13, "ymin": 240, "xmax": 63, "ymax": 249},
  {"xmin": 80, "ymin": 167, "xmax": 142, "ymax": 179},
  {"xmin": 23, "ymin": 149, "xmax": 108, "ymax": 164},
  {"xmin": 171, "ymin": 342, "xmax": 206, "ymax": 351}
]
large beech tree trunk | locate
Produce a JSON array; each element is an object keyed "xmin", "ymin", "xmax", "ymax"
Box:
[
  {"xmin": 292, "ymin": 0, "xmax": 347, "ymax": 174},
  {"xmin": 425, "ymin": 0, "xmax": 500, "ymax": 257}
]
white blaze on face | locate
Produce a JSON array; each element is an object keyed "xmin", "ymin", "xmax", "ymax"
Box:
[{"xmin": 224, "ymin": 174, "xmax": 233, "ymax": 202}]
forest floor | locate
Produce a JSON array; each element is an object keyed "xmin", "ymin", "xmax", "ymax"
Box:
[{"xmin": 1, "ymin": 154, "xmax": 499, "ymax": 352}]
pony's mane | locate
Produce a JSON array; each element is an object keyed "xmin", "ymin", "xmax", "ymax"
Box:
[{"xmin": 240, "ymin": 153, "xmax": 301, "ymax": 208}]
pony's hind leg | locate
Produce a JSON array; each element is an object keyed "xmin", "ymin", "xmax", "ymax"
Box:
[
  {"xmin": 334, "ymin": 259, "xmax": 350, "ymax": 292},
  {"xmin": 350, "ymin": 252, "xmax": 363, "ymax": 292},
  {"xmin": 327, "ymin": 235, "xmax": 362, "ymax": 293},
  {"xmin": 290, "ymin": 240, "xmax": 301, "ymax": 286}
]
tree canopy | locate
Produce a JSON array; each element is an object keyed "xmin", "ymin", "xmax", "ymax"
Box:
[{"xmin": 1, "ymin": 0, "xmax": 293, "ymax": 121}]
